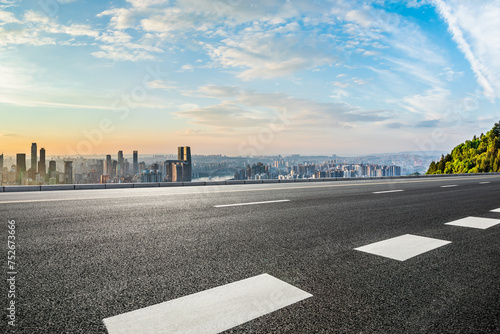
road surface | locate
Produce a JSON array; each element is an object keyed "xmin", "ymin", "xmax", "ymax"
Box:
[{"xmin": 1, "ymin": 175, "xmax": 500, "ymax": 333}]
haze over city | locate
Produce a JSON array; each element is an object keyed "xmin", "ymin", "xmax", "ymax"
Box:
[{"xmin": 1, "ymin": 0, "xmax": 500, "ymax": 156}]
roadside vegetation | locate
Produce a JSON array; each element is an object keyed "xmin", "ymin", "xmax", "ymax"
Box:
[{"xmin": 427, "ymin": 121, "xmax": 500, "ymax": 174}]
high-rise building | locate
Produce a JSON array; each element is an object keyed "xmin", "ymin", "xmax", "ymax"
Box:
[
  {"xmin": 112, "ymin": 160, "xmax": 117, "ymax": 178},
  {"xmin": 31, "ymin": 143, "xmax": 37, "ymax": 173},
  {"xmin": 165, "ymin": 146, "xmax": 192, "ymax": 182},
  {"xmin": 64, "ymin": 161, "xmax": 73, "ymax": 184},
  {"xmin": 133, "ymin": 150, "xmax": 138, "ymax": 175},
  {"xmin": 0, "ymin": 153, "xmax": 3, "ymax": 184},
  {"xmin": 178, "ymin": 146, "xmax": 192, "ymax": 181},
  {"xmin": 105, "ymin": 154, "xmax": 112, "ymax": 176},
  {"xmin": 16, "ymin": 153, "xmax": 26, "ymax": 184},
  {"xmin": 38, "ymin": 148, "xmax": 46, "ymax": 177},
  {"xmin": 48, "ymin": 160, "xmax": 56, "ymax": 177},
  {"xmin": 117, "ymin": 150, "xmax": 124, "ymax": 175}
]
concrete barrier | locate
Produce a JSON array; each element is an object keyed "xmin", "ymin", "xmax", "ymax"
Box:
[
  {"xmin": 160, "ymin": 182, "xmax": 183, "ymax": 187},
  {"xmin": 183, "ymin": 181, "xmax": 205, "ymax": 186},
  {"xmin": 206, "ymin": 181, "xmax": 227, "ymax": 186},
  {"xmin": 226, "ymin": 180, "xmax": 245, "ymax": 185},
  {"xmin": 40, "ymin": 185, "xmax": 74, "ymax": 191},
  {"xmin": 105, "ymin": 183, "xmax": 133, "ymax": 189},
  {"xmin": 263, "ymin": 179, "xmax": 280, "ymax": 183},
  {"xmin": 4, "ymin": 185, "xmax": 41, "ymax": 192},
  {"xmin": 309, "ymin": 178, "xmax": 324, "ymax": 182},
  {"xmin": 75, "ymin": 184, "xmax": 106, "ymax": 190},
  {"xmin": 133, "ymin": 183, "xmax": 160, "ymax": 188},
  {"xmin": 278, "ymin": 179, "xmax": 294, "ymax": 183},
  {"xmin": 244, "ymin": 180, "xmax": 263, "ymax": 184}
]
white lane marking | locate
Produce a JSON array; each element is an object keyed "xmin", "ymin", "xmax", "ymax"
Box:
[
  {"xmin": 354, "ymin": 234, "xmax": 451, "ymax": 261},
  {"xmin": 103, "ymin": 273, "xmax": 312, "ymax": 334},
  {"xmin": 372, "ymin": 190, "xmax": 404, "ymax": 194},
  {"xmin": 445, "ymin": 216, "xmax": 500, "ymax": 229},
  {"xmin": 214, "ymin": 199, "xmax": 290, "ymax": 207},
  {"xmin": 440, "ymin": 185, "xmax": 458, "ymax": 188},
  {"xmin": 0, "ymin": 175, "xmax": 497, "ymax": 204},
  {"xmin": 492, "ymin": 208, "xmax": 500, "ymax": 213},
  {"xmin": 479, "ymin": 182, "xmax": 491, "ymax": 184}
]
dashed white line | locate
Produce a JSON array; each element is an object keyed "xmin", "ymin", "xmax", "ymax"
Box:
[
  {"xmin": 103, "ymin": 273, "xmax": 312, "ymax": 334},
  {"xmin": 491, "ymin": 208, "xmax": 500, "ymax": 213},
  {"xmin": 214, "ymin": 199, "xmax": 290, "ymax": 207},
  {"xmin": 479, "ymin": 182, "xmax": 491, "ymax": 184},
  {"xmin": 372, "ymin": 190, "xmax": 404, "ymax": 194},
  {"xmin": 445, "ymin": 216, "xmax": 500, "ymax": 229},
  {"xmin": 440, "ymin": 185, "xmax": 458, "ymax": 188},
  {"xmin": 354, "ymin": 234, "xmax": 451, "ymax": 261}
]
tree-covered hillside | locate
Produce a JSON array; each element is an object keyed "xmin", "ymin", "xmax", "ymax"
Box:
[{"xmin": 427, "ymin": 121, "xmax": 500, "ymax": 174}]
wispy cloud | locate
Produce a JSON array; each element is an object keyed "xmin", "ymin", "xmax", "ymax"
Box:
[{"xmin": 433, "ymin": 0, "xmax": 500, "ymax": 98}]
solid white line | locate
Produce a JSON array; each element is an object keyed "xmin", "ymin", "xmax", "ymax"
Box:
[
  {"xmin": 440, "ymin": 185, "xmax": 458, "ymax": 188},
  {"xmin": 372, "ymin": 190, "xmax": 404, "ymax": 194},
  {"xmin": 103, "ymin": 273, "xmax": 312, "ymax": 334},
  {"xmin": 214, "ymin": 199, "xmax": 290, "ymax": 207}
]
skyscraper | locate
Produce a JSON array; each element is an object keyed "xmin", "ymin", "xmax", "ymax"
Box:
[
  {"xmin": 31, "ymin": 143, "xmax": 37, "ymax": 173},
  {"xmin": 38, "ymin": 148, "xmax": 46, "ymax": 177},
  {"xmin": 117, "ymin": 150, "xmax": 124, "ymax": 175},
  {"xmin": 133, "ymin": 150, "xmax": 138, "ymax": 175},
  {"xmin": 64, "ymin": 161, "xmax": 73, "ymax": 184},
  {"xmin": 48, "ymin": 160, "xmax": 56, "ymax": 175},
  {"xmin": 165, "ymin": 146, "xmax": 192, "ymax": 182},
  {"xmin": 178, "ymin": 146, "xmax": 192, "ymax": 181},
  {"xmin": 16, "ymin": 153, "xmax": 26, "ymax": 184},
  {"xmin": 0, "ymin": 153, "xmax": 3, "ymax": 184},
  {"xmin": 105, "ymin": 154, "xmax": 112, "ymax": 176}
]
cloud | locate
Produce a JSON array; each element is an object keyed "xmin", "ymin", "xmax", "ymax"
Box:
[
  {"xmin": 127, "ymin": 0, "xmax": 169, "ymax": 8},
  {"xmin": 401, "ymin": 87, "xmax": 452, "ymax": 119},
  {"xmin": 0, "ymin": 9, "xmax": 18, "ymax": 24},
  {"xmin": 146, "ymin": 80, "xmax": 177, "ymax": 89},
  {"xmin": 385, "ymin": 122, "xmax": 403, "ymax": 129},
  {"xmin": 175, "ymin": 85, "xmax": 390, "ymax": 133},
  {"xmin": 433, "ymin": 0, "xmax": 500, "ymax": 98},
  {"xmin": 416, "ymin": 119, "xmax": 440, "ymax": 128},
  {"xmin": 206, "ymin": 26, "xmax": 337, "ymax": 80}
]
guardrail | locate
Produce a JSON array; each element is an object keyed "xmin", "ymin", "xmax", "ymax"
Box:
[{"xmin": 1, "ymin": 172, "xmax": 499, "ymax": 193}]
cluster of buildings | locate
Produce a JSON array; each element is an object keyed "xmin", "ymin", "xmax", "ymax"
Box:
[
  {"xmin": 0, "ymin": 144, "xmax": 192, "ymax": 185},
  {"xmin": 232, "ymin": 161, "xmax": 402, "ymax": 180},
  {"xmin": 0, "ymin": 143, "xmax": 74, "ymax": 185}
]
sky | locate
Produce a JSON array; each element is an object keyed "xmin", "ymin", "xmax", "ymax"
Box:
[{"xmin": 0, "ymin": 0, "xmax": 499, "ymax": 157}]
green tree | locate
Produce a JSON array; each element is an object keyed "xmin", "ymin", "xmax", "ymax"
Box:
[{"xmin": 426, "ymin": 120, "xmax": 500, "ymax": 174}]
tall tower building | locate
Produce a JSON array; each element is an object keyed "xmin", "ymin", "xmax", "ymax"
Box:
[
  {"xmin": 112, "ymin": 160, "xmax": 117, "ymax": 178},
  {"xmin": 64, "ymin": 161, "xmax": 73, "ymax": 184},
  {"xmin": 31, "ymin": 143, "xmax": 37, "ymax": 173},
  {"xmin": 117, "ymin": 150, "xmax": 124, "ymax": 175},
  {"xmin": 16, "ymin": 153, "xmax": 26, "ymax": 184},
  {"xmin": 177, "ymin": 146, "xmax": 192, "ymax": 181},
  {"xmin": 0, "ymin": 153, "xmax": 3, "ymax": 184},
  {"xmin": 105, "ymin": 154, "xmax": 112, "ymax": 175},
  {"xmin": 38, "ymin": 148, "xmax": 46, "ymax": 177},
  {"xmin": 133, "ymin": 150, "xmax": 138, "ymax": 175}
]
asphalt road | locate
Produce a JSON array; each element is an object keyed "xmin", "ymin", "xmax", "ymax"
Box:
[{"xmin": 1, "ymin": 175, "xmax": 500, "ymax": 333}]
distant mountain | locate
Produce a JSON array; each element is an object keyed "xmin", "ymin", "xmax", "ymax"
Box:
[{"xmin": 427, "ymin": 121, "xmax": 500, "ymax": 174}]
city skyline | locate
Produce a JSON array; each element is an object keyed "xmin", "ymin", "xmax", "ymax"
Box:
[{"xmin": 1, "ymin": 1, "xmax": 500, "ymax": 156}]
